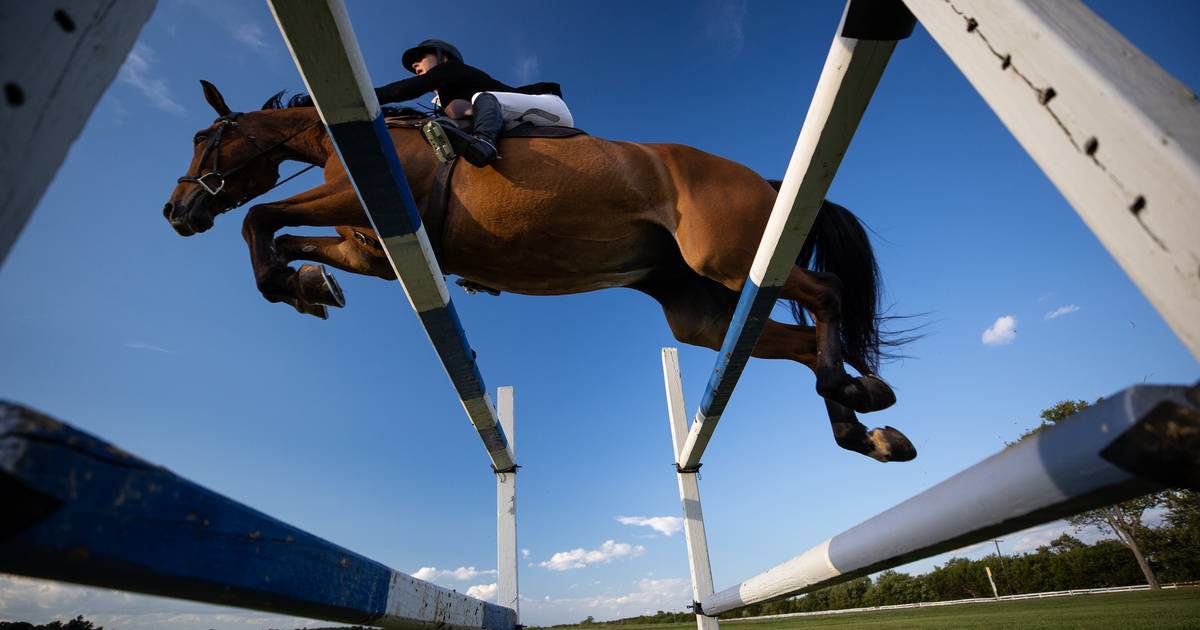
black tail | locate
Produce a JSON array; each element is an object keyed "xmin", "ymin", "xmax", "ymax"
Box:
[{"xmin": 767, "ymin": 180, "xmax": 886, "ymax": 373}]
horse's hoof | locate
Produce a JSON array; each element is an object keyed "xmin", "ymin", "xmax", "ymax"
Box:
[
  {"xmin": 865, "ymin": 425, "xmax": 917, "ymax": 462},
  {"xmin": 297, "ymin": 264, "xmax": 345, "ymax": 308},
  {"xmin": 295, "ymin": 300, "xmax": 329, "ymax": 320},
  {"xmin": 855, "ymin": 375, "xmax": 897, "ymax": 413},
  {"xmin": 818, "ymin": 373, "xmax": 897, "ymax": 413}
]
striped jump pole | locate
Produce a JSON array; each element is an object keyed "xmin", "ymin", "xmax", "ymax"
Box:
[
  {"xmin": 697, "ymin": 382, "xmax": 1199, "ymax": 615},
  {"xmin": 0, "ymin": 401, "xmax": 517, "ymax": 630},
  {"xmin": 673, "ymin": 0, "xmax": 917, "ymax": 472},
  {"xmin": 268, "ymin": 0, "xmax": 515, "ymax": 473}
]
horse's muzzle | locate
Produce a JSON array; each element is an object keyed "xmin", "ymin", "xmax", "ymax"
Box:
[{"xmin": 163, "ymin": 199, "xmax": 213, "ymax": 236}]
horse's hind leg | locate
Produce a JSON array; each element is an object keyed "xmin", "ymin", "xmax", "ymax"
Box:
[
  {"xmin": 753, "ymin": 320, "xmax": 916, "ymax": 462},
  {"xmin": 778, "ymin": 266, "xmax": 896, "ymax": 414}
]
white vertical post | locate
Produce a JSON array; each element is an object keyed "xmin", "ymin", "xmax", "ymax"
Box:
[
  {"xmin": 496, "ymin": 386, "xmax": 519, "ymax": 620},
  {"xmin": 986, "ymin": 567, "xmax": 999, "ymax": 599},
  {"xmin": 662, "ymin": 349, "xmax": 719, "ymax": 630}
]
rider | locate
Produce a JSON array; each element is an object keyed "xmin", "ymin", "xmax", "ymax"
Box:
[{"xmin": 298, "ymin": 39, "xmax": 571, "ymax": 168}]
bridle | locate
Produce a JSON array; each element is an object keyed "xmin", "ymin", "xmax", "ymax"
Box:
[{"xmin": 177, "ymin": 112, "xmax": 321, "ymax": 208}]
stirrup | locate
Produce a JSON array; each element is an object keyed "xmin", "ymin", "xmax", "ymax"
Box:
[{"xmin": 422, "ymin": 120, "xmax": 458, "ymax": 163}]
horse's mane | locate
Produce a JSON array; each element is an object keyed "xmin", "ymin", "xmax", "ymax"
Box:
[{"xmin": 259, "ymin": 90, "xmax": 429, "ymax": 119}]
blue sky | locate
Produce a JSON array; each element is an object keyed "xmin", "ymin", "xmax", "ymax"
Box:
[{"xmin": 2, "ymin": 0, "xmax": 1198, "ymax": 628}]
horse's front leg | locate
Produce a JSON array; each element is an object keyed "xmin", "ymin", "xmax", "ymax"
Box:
[
  {"xmin": 241, "ymin": 184, "xmax": 369, "ymax": 317},
  {"xmin": 273, "ymin": 232, "xmax": 397, "ymax": 307}
]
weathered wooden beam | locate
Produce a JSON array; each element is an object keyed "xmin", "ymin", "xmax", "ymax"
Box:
[
  {"xmin": 903, "ymin": 0, "xmax": 1200, "ymax": 359},
  {"xmin": 0, "ymin": 0, "xmax": 156, "ymax": 265},
  {"xmin": 267, "ymin": 0, "xmax": 514, "ymax": 471},
  {"xmin": 0, "ymin": 401, "xmax": 517, "ymax": 630}
]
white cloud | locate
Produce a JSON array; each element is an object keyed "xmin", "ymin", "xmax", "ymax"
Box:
[
  {"xmin": 519, "ymin": 578, "xmax": 691, "ymax": 626},
  {"xmin": 410, "ymin": 566, "xmax": 497, "ymax": 582},
  {"xmin": 538, "ymin": 540, "xmax": 645, "ymax": 571},
  {"xmin": 982, "ymin": 315, "xmax": 1017, "ymax": 346},
  {"xmin": 0, "ymin": 575, "xmax": 315, "ymax": 629},
  {"xmin": 616, "ymin": 516, "xmax": 683, "ymax": 537},
  {"xmin": 515, "ymin": 54, "xmax": 539, "ymax": 84},
  {"xmin": 117, "ymin": 44, "xmax": 185, "ymax": 115},
  {"xmin": 467, "ymin": 583, "xmax": 498, "ymax": 601},
  {"xmin": 702, "ymin": 0, "xmax": 748, "ymax": 55},
  {"xmin": 521, "ymin": 548, "xmax": 530, "ymax": 559},
  {"xmin": 229, "ymin": 24, "xmax": 268, "ymax": 50},
  {"xmin": 1045, "ymin": 304, "xmax": 1080, "ymax": 320}
]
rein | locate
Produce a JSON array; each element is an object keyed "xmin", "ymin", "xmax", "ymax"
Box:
[{"xmin": 177, "ymin": 113, "xmax": 322, "ymax": 208}]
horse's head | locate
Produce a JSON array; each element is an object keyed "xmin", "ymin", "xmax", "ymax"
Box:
[{"xmin": 163, "ymin": 81, "xmax": 287, "ymax": 236}]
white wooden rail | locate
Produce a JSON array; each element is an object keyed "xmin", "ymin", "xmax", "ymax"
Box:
[
  {"xmin": 699, "ymin": 383, "xmax": 1197, "ymax": 615},
  {"xmin": 723, "ymin": 584, "xmax": 1188, "ymax": 623},
  {"xmin": 904, "ymin": 0, "xmax": 1200, "ymax": 359},
  {"xmin": 0, "ymin": 0, "xmax": 156, "ymax": 266}
]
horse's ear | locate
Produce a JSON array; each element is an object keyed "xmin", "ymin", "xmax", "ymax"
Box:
[{"xmin": 200, "ymin": 80, "xmax": 232, "ymax": 117}]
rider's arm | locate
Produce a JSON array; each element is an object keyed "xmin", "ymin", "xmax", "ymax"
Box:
[{"xmin": 374, "ymin": 62, "xmax": 458, "ymax": 105}]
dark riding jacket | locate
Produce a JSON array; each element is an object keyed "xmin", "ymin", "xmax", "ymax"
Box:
[{"xmin": 374, "ymin": 59, "xmax": 562, "ymax": 109}]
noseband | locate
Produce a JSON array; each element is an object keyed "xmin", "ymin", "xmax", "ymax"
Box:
[{"xmin": 178, "ymin": 112, "xmax": 321, "ymax": 208}]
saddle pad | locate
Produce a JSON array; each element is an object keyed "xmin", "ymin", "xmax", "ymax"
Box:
[{"xmin": 503, "ymin": 123, "xmax": 587, "ymax": 139}]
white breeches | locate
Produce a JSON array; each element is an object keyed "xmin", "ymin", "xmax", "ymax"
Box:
[{"xmin": 473, "ymin": 91, "xmax": 574, "ymax": 129}]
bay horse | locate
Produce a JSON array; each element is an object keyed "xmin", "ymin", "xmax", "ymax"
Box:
[{"xmin": 162, "ymin": 81, "xmax": 916, "ymax": 463}]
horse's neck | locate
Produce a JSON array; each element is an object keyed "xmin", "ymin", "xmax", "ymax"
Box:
[{"xmin": 255, "ymin": 110, "xmax": 331, "ymax": 167}]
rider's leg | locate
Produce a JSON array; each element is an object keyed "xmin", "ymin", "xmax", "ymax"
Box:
[{"xmin": 421, "ymin": 94, "xmax": 502, "ymax": 167}]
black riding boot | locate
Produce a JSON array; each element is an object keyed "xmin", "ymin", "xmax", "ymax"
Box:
[{"xmin": 460, "ymin": 93, "xmax": 502, "ymax": 167}]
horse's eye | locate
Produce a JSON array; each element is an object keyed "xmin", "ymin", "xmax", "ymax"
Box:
[{"xmin": 193, "ymin": 133, "xmax": 207, "ymax": 145}]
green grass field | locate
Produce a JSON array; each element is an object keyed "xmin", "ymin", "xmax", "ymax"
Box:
[{"xmin": 554, "ymin": 589, "xmax": 1200, "ymax": 630}]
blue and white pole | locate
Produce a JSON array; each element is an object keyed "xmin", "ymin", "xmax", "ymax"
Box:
[
  {"xmin": 0, "ymin": 401, "xmax": 518, "ymax": 630},
  {"xmin": 675, "ymin": 2, "xmax": 914, "ymax": 471},
  {"xmin": 268, "ymin": 0, "xmax": 514, "ymax": 471}
]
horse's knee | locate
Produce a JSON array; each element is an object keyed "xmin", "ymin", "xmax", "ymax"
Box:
[{"xmin": 241, "ymin": 204, "xmax": 281, "ymax": 242}]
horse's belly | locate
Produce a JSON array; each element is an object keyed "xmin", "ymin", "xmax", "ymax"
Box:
[{"xmin": 445, "ymin": 233, "xmax": 662, "ymax": 295}]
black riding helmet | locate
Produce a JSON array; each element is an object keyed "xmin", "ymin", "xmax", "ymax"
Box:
[{"xmin": 402, "ymin": 39, "xmax": 463, "ymax": 73}]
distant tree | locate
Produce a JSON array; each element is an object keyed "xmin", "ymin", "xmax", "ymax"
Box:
[
  {"xmin": 1044, "ymin": 533, "xmax": 1085, "ymax": 554},
  {"xmin": 864, "ymin": 570, "xmax": 925, "ymax": 606},
  {"xmin": 1013, "ymin": 399, "xmax": 1165, "ymax": 589},
  {"xmin": 579, "ymin": 616, "xmax": 594, "ymax": 625},
  {"xmin": 1146, "ymin": 489, "xmax": 1200, "ymax": 583}
]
